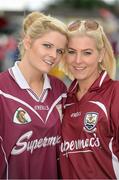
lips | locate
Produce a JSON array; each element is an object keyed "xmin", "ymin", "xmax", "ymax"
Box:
[
  {"xmin": 44, "ymin": 59, "xmax": 54, "ymax": 66},
  {"xmin": 73, "ymin": 66, "xmax": 86, "ymax": 70}
]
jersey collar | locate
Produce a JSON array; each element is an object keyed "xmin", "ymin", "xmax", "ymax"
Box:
[
  {"xmin": 9, "ymin": 61, "xmax": 51, "ymax": 90},
  {"xmin": 68, "ymin": 71, "xmax": 110, "ymax": 95}
]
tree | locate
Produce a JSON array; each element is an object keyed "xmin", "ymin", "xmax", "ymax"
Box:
[{"xmin": 49, "ymin": 0, "xmax": 113, "ymax": 10}]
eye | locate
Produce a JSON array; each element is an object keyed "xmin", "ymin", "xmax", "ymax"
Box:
[
  {"xmin": 43, "ymin": 43, "xmax": 51, "ymax": 48},
  {"xmin": 56, "ymin": 49, "xmax": 65, "ymax": 55},
  {"xmin": 67, "ymin": 49, "xmax": 76, "ymax": 54},
  {"xmin": 83, "ymin": 51, "xmax": 92, "ymax": 55}
]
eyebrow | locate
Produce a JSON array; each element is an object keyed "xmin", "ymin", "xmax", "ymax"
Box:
[
  {"xmin": 67, "ymin": 47, "xmax": 93, "ymax": 51},
  {"xmin": 82, "ymin": 48, "xmax": 93, "ymax": 51},
  {"xmin": 43, "ymin": 41, "xmax": 54, "ymax": 46},
  {"xmin": 44, "ymin": 41, "xmax": 66, "ymax": 50},
  {"xmin": 67, "ymin": 47, "xmax": 76, "ymax": 50}
]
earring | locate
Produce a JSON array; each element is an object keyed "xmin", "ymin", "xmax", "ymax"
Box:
[{"xmin": 98, "ymin": 59, "xmax": 102, "ymax": 63}]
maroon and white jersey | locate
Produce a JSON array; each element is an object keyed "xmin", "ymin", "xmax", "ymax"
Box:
[
  {"xmin": 0, "ymin": 62, "xmax": 67, "ymax": 179},
  {"xmin": 60, "ymin": 71, "xmax": 119, "ymax": 179}
]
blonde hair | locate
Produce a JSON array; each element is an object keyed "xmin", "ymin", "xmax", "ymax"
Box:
[
  {"xmin": 61, "ymin": 19, "xmax": 116, "ymax": 80},
  {"xmin": 19, "ymin": 11, "xmax": 68, "ymax": 58}
]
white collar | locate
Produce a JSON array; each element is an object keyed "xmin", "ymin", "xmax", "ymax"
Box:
[{"xmin": 9, "ymin": 61, "xmax": 51, "ymax": 90}]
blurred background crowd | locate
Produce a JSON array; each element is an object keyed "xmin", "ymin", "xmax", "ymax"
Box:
[{"xmin": 0, "ymin": 0, "xmax": 119, "ymax": 82}]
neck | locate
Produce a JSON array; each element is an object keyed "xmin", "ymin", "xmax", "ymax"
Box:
[
  {"xmin": 18, "ymin": 60, "xmax": 43, "ymax": 83},
  {"xmin": 77, "ymin": 71, "xmax": 100, "ymax": 100},
  {"xmin": 77, "ymin": 86, "xmax": 88, "ymax": 101},
  {"xmin": 18, "ymin": 61, "xmax": 44, "ymax": 97}
]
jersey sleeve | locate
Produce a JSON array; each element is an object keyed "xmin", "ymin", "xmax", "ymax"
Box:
[
  {"xmin": 0, "ymin": 97, "xmax": 6, "ymax": 178},
  {"xmin": 110, "ymin": 82, "xmax": 119, "ymax": 151}
]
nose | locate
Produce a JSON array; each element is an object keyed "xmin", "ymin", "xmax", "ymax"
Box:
[
  {"xmin": 49, "ymin": 49, "xmax": 57, "ymax": 59},
  {"xmin": 75, "ymin": 53, "xmax": 82, "ymax": 64}
]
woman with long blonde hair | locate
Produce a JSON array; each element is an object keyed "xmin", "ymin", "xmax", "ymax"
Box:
[
  {"xmin": 0, "ymin": 11, "xmax": 68, "ymax": 179},
  {"xmin": 60, "ymin": 19, "xmax": 119, "ymax": 179}
]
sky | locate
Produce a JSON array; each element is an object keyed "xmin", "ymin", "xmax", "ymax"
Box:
[
  {"xmin": 0, "ymin": 0, "xmax": 116, "ymax": 11},
  {"xmin": 0, "ymin": 0, "xmax": 56, "ymax": 11},
  {"xmin": 103, "ymin": 0, "xmax": 116, "ymax": 4}
]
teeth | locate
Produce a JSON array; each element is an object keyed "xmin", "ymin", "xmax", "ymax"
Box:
[
  {"xmin": 44, "ymin": 60, "xmax": 53, "ymax": 65},
  {"xmin": 74, "ymin": 67, "xmax": 84, "ymax": 70}
]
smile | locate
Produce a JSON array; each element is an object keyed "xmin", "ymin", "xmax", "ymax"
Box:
[
  {"xmin": 44, "ymin": 59, "xmax": 54, "ymax": 65},
  {"xmin": 73, "ymin": 66, "xmax": 85, "ymax": 70}
]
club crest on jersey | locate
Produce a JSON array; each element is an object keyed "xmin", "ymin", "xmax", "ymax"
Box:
[
  {"xmin": 84, "ymin": 112, "xmax": 98, "ymax": 132},
  {"xmin": 13, "ymin": 107, "xmax": 31, "ymax": 124}
]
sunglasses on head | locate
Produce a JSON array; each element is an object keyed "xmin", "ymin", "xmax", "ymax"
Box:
[{"xmin": 68, "ymin": 19, "xmax": 99, "ymax": 32}]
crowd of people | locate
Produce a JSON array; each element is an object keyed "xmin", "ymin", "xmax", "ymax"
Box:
[
  {"xmin": 0, "ymin": 11, "xmax": 119, "ymax": 179},
  {"xmin": 0, "ymin": 33, "xmax": 17, "ymax": 71}
]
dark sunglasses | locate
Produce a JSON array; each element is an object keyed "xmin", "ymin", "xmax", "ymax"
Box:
[{"xmin": 68, "ymin": 19, "xmax": 99, "ymax": 32}]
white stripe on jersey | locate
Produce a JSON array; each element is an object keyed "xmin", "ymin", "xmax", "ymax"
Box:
[
  {"xmin": 0, "ymin": 90, "xmax": 66, "ymax": 124},
  {"xmin": 109, "ymin": 137, "xmax": 119, "ymax": 179},
  {"xmin": 70, "ymin": 81, "xmax": 78, "ymax": 93},
  {"xmin": 99, "ymin": 71, "xmax": 107, "ymax": 87},
  {"xmin": 46, "ymin": 93, "xmax": 67, "ymax": 123},
  {"xmin": 63, "ymin": 149, "xmax": 93, "ymax": 157},
  {"xmin": 89, "ymin": 101, "xmax": 108, "ymax": 118},
  {"xmin": 64, "ymin": 103, "xmax": 75, "ymax": 108},
  {"xmin": 0, "ymin": 90, "xmax": 44, "ymax": 122},
  {"xmin": 0, "ymin": 136, "xmax": 8, "ymax": 179}
]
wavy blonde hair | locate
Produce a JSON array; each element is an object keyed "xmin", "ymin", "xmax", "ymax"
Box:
[
  {"xmin": 60, "ymin": 19, "xmax": 116, "ymax": 80},
  {"xmin": 18, "ymin": 11, "xmax": 68, "ymax": 58}
]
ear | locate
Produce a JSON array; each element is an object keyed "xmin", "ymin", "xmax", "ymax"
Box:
[
  {"xmin": 23, "ymin": 36, "xmax": 31, "ymax": 50},
  {"xmin": 98, "ymin": 48, "xmax": 105, "ymax": 63}
]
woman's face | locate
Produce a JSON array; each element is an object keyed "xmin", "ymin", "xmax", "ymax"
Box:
[
  {"xmin": 66, "ymin": 35, "xmax": 103, "ymax": 83},
  {"xmin": 24, "ymin": 31, "xmax": 67, "ymax": 74}
]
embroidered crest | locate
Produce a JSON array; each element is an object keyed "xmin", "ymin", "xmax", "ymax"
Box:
[
  {"xmin": 84, "ymin": 112, "xmax": 98, "ymax": 132},
  {"xmin": 13, "ymin": 107, "xmax": 31, "ymax": 124}
]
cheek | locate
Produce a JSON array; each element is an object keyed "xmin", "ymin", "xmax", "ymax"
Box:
[
  {"xmin": 55, "ymin": 57, "xmax": 61, "ymax": 64},
  {"xmin": 65, "ymin": 55, "xmax": 74, "ymax": 65},
  {"xmin": 87, "ymin": 55, "xmax": 99, "ymax": 65},
  {"xmin": 88, "ymin": 59, "xmax": 99, "ymax": 72},
  {"xmin": 32, "ymin": 47, "xmax": 43, "ymax": 59},
  {"xmin": 31, "ymin": 42, "xmax": 43, "ymax": 55}
]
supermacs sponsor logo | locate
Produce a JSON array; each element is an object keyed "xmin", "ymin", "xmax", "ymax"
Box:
[
  {"xmin": 11, "ymin": 131, "xmax": 61, "ymax": 155},
  {"xmin": 61, "ymin": 133, "xmax": 100, "ymax": 154}
]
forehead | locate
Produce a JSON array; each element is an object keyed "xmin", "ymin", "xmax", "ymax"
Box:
[
  {"xmin": 36, "ymin": 31, "xmax": 67, "ymax": 46},
  {"xmin": 68, "ymin": 35, "xmax": 97, "ymax": 49}
]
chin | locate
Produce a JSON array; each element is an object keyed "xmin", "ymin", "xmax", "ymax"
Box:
[
  {"xmin": 74, "ymin": 75, "xmax": 85, "ymax": 80},
  {"xmin": 39, "ymin": 67, "xmax": 51, "ymax": 74}
]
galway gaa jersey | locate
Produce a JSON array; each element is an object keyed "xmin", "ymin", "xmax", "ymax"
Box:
[
  {"xmin": 60, "ymin": 71, "xmax": 119, "ymax": 179},
  {"xmin": 0, "ymin": 62, "xmax": 67, "ymax": 179}
]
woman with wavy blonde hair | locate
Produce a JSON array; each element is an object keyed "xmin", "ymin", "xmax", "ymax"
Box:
[
  {"xmin": 0, "ymin": 11, "xmax": 68, "ymax": 179},
  {"xmin": 60, "ymin": 19, "xmax": 119, "ymax": 179}
]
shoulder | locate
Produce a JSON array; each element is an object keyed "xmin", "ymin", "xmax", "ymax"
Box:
[
  {"xmin": 0, "ymin": 70, "xmax": 10, "ymax": 85},
  {"xmin": 0, "ymin": 70, "xmax": 16, "ymax": 93},
  {"xmin": 48, "ymin": 75, "xmax": 67, "ymax": 92},
  {"xmin": 112, "ymin": 79, "xmax": 119, "ymax": 86},
  {"xmin": 101, "ymin": 77, "xmax": 119, "ymax": 92},
  {"xmin": 108, "ymin": 80, "xmax": 119, "ymax": 100},
  {"xmin": 110, "ymin": 79, "xmax": 119, "ymax": 91}
]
